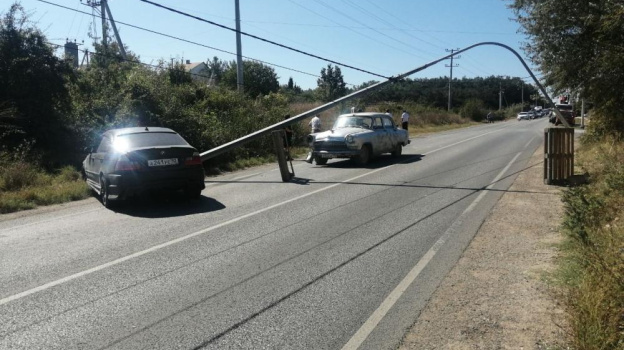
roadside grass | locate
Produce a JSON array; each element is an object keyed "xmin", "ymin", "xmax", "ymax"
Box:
[
  {"xmin": 0, "ymin": 162, "xmax": 90, "ymax": 214},
  {"xmin": 552, "ymin": 137, "xmax": 624, "ymax": 349}
]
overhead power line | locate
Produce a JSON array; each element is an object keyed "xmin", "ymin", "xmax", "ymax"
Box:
[
  {"xmin": 36, "ymin": 0, "xmax": 320, "ymax": 80},
  {"xmin": 47, "ymin": 41, "xmax": 222, "ymax": 82},
  {"xmin": 138, "ymin": 0, "xmax": 390, "ymax": 79}
]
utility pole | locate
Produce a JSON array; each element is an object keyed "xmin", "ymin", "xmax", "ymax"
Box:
[
  {"xmin": 521, "ymin": 81, "xmax": 524, "ymax": 110},
  {"xmin": 581, "ymin": 99, "xmax": 585, "ymax": 129},
  {"xmin": 234, "ymin": 0, "xmax": 244, "ymax": 92},
  {"xmin": 104, "ymin": 0, "xmax": 127, "ymax": 58},
  {"xmin": 499, "ymin": 82, "xmax": 504, "ymax": 110},
  {"xmin": 101, "ymin": 0, "xmax": 107, "ymax": 47},
  {"xmin": 82, "ymin": 0, "xmax": 126, "ymax": 59},
  {"xmin": 445, "ymin": 48, "xmax": 460, "ymax": 111}
]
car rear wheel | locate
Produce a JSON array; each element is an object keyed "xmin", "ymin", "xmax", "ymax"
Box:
[
  {"xmin": 356, "ymin": 145, "xmax": 371, "ymax": 165},
  {"xmin": 391, "ymin": 144, "xmax": 402, "ymax": 157},
  {"xmin": 314, "ymin": 156, "xmax": 328, "ymax": 165},
  {"xmin": 100, "ymin": 176, "xmax": 113, "ymax": 209},
  {"xmin": 185, "ymin": 187, "xmax": 202, "ymax": 200}
]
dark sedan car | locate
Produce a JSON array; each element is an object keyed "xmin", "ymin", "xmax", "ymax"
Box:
[{"xmin": 82, "ymin": 127, "xmax": 205, "ymax": 208}]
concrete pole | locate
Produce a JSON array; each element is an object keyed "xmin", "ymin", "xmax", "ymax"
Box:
[
  {"xmin": 448, "ymin": 54, "xmax": 453, "ymax": 112},
  {"xmin": 521, "ymin": 82, "xmax": 524, "ymax": 109},
  {"xmin": 235, "ymin": 0, "xmax": 244, "ymax": 92},
  {"xmin": 499, "ymin": 83, "xmax": 502, "ymax": 110},
  {"xmin": 581, "ymin": 99, "xmax": 585, "ymax": 128},
  {"xmin": 104, "ymin": 1, "xmax": 127, "ymax": 59},
  {"xmin": 101, "ymin": 0, "xmax": 107, "ymax": 47}
]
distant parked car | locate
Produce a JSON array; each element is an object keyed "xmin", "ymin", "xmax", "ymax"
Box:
[
  {"xmin": 517, "ymin": 112, "xmax": 531, "ymax": 121},
  {"xmin": 82, "ymin": 127, "xmax": 205, "ymax": 208},
  {"xmin": 307, "ymin": 113, "xmax": 410, "ymax": 165}
]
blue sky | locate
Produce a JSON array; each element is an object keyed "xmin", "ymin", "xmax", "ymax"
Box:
[{"xmin": 11, "ymin": 0, "xmax": 536, "ymax": 89}]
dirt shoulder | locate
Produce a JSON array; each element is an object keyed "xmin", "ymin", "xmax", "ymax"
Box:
[{"xmin": 399, "ymin": 145, "xmax": 568, "ymax": 349}]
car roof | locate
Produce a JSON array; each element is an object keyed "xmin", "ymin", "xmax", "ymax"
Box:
[
  {"xmin": 338, "ymin": 112, "xmax": 391, "ymax": 118},
  {"xmin": 105, "ymin": 127, "xmax": 178, "ymax": 137}
]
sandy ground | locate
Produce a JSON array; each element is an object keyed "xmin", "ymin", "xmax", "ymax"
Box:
[{"xmin": 399, "ymin": 145, "xmax": 568, "ymax": 349}]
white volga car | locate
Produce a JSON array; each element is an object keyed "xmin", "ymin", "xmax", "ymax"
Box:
[{"xmin": 307, "ymin": 113, "xmax": 410, "ymax": 165}]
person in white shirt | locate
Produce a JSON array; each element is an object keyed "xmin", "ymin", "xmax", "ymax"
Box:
[
  {"xmin": 309, "ymin": 115, "xmax": 321, "ymax": 133},
  {"xmin": 401, "ymin": 110, "xmax": 410, "ymax": 130},
  {"xmin": 385, "ymin": 109, "xmax": 393, "ymax": 119}
]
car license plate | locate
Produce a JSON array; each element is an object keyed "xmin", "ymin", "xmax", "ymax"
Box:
[
  {"xmin": 321, "ymin": 154, "xmax": 332, "ymax": 158},
  {"xmin": 148, "ymin": 158, "xmax": 179, "ymax": 167}
]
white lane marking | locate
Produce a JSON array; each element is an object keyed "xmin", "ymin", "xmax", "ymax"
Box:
[
  {"xmin": 0, "ymin": 166, "xmax": 394, "ymax": 306},
  {"xmin": 523, "ymin": 136, "xmax": 537, "ymax": 150},
  {"xmin": 0, "ymin": 126, "xmax": 514, "ymax": 306},
  {"xmin": 340, "ymin": 151, "xmax": 522, "ymax": 350}
]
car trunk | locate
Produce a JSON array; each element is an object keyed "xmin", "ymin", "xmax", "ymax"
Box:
[{"xmin": 126, "ymin": 146, "xmax": 197, "ymax": 170}]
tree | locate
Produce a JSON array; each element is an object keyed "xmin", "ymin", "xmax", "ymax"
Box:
[
  {"xmin": 316, "ymin": 64, "xmax": 347, "ymax": 102},
  {"xmin": 0, "ymin": 3, "xmax": 74, "ymax": 165},
  {"xmin": 222, "ymin": 60, "xmax": 280, "ymax": 97},
  {"xmin": 206, "ymin": 56, "xmax": 226, "ymax": 85},
  {"xmin": 282, "ymin": 76, "xmax": 302, "ymax": 95},
  {"xmin": 509, "ymin": 0, "xmax": 624, "ymax": 137}
]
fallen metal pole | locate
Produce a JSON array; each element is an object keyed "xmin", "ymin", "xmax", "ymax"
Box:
[{"xmin": 200, "ymin": 41, "xmax": 566, "ymax": 162}]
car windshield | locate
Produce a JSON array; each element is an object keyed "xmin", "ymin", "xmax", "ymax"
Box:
[
  {"xmin": 333, "ymin": 116, "xmax": 372, "ymax": 129},
  {"xmin": 113, "ymin": 132, "xmax": 189, "ymax": 152},
  {"xmin": 556, "ymin": 105, "xmax": 573, "ymax": 111}
]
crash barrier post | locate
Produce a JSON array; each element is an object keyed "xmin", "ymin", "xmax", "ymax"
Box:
[
  {"xmin": 544, "ymin": 127, "xmax": 574, "ymax": 185},
  {"xmin": 272, "ymin": 130, "xmax": 294, "ymax": 182}
]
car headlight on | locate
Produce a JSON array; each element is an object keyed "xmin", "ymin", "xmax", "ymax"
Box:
[{"xmin": 345, "ymin": 134, "xmax": 354, "ymax": 143}]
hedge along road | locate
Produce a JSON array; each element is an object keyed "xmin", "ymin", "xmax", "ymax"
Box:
[
  {"xmin": 0, "ymin": 118, "xmax": 548, "ymax": 349},
  {"xmin": 200, "ymin": 41, "xmax": 568, "ymax": 163}
]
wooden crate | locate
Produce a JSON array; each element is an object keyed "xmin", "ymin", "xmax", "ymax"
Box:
[{"xmin": 544, "ymin": 127, "xmax": 574, "ymax": 185}]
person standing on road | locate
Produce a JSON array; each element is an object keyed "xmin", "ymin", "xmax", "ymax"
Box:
[
  {"xmin": 487, "ymin": 111, "xmax": 493, "ymax": 123},
  {"xmin": 401, "ymin": 109, "xmax": 410, "ymax": 130},
  {"xmin": 309, "ymin": 115, "xmax": 321, "ymax": 133}
]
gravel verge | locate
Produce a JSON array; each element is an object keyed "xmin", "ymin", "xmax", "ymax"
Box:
[{"xmin": 399, "ymin": 145, "xmax": 568, "ymax": 349}]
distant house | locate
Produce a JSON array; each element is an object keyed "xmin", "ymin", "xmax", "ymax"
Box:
[{"xmin": 183, "ymin": 60, "xmax": 212, "ymax": 84}]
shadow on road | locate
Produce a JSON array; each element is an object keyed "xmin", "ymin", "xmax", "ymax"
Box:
[
  {"xmin": 112, "ymin": 193, "xmax": 226, "ymax": 218},
  {"xmin": 313, "ymin": 153, "xmax": 424, "ymax": 169}
]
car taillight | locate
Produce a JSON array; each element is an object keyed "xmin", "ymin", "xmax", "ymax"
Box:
[
  {"xmin": 115, "ymin": 156, "xmax": 141, "ymax": 171},
  {"xmin": 185, "ymin": 152, "xmax": 202, "ymax": 166}
]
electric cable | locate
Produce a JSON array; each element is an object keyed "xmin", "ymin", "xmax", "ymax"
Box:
[
  {"xmin": 36, "ymin": 0, "xmax": 322, "ymax": 80},
  {"xmin": 137, "ymin": 0, "xmax": 390, "ymax": 79}
]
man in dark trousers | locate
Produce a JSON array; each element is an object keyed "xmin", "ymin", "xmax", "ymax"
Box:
[{"xmin": 401, "ymin": 109, "xmax": 410, "ymax": 130}]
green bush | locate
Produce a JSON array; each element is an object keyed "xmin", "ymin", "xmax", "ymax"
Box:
[
  {"xmin": 0, "ymin": 161, "xmax": 41, "ymax": 191},
  {"xmin": 0, "ymin": 161, "xmax": 89, "ymax": 213},
  {"xmin": 459, "ymin": 98, "xmax": 487, "ymax": 122}
]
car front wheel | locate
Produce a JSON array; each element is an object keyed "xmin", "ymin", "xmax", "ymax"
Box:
[
  {"xmin": 314, "ymin": 156, "xmax": 328, "ymax": 165},
  {"xmin": 356, "ymin": 145, "xmax": 371, "ymax": 165},
  {"xmin": 391, "ymin": 144, "xmax": 402, "ymax": 157}
]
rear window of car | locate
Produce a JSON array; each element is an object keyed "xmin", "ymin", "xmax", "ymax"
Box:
[
  {"xmin": 334, "ymin": 116, "xmax": 373, "ymax": 129},
  {"xmin": 115, "ymin": 132, "xmax": 189, "ymax": 149},
  {"xmin": 556, "ymin": 104, "xmax": 573, "ymax": 111}
]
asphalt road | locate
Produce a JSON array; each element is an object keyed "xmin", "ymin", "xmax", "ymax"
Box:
[{"xmin": 0, "ymin": 118, "xmax": 549, "ymax": 350}]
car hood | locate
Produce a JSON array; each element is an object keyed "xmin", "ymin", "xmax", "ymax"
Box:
[{"xmin": 314, "ymin": 127, "xmax": 370, "ymax": 140}]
